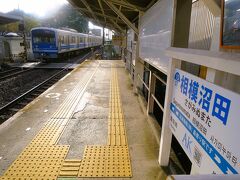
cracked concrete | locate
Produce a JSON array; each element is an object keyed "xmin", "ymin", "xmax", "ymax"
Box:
[{"xmin": 0, "ymin": 60, "xmax": 169, "ymax": 180}]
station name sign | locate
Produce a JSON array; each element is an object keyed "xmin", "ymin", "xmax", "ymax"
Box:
[{"xmin": 170, "ymin": 69, "xmax": 239, "ymax": 174}]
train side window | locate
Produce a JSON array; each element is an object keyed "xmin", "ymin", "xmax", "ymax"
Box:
[
  {"xmin": 71, "ymin": 36, "xmax": 75, "ymax": 44},
  {"xmin": 64, "ymin": 36, "xmax": 68, "ymax": 44},
  {"xmin": 61, "ymin": 36, "xmax": 64, "ymax": 44}
]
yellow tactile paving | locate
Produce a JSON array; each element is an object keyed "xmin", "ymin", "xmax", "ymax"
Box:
[
  {"xmin": 78, "ymin": 146, "xmax": 131, "ymax": 177},
  {"xmin": 76, "ymin": 67, "xmax": 132, "ymax": 178},
  {"xmin": 59, "ymin": 159, "xmax": 81, "ymax": 177},
  {"xmin": 3, "ymin": 145, "xmax": 69, "ymax": 179},
  {"xmin": 0, "ymin": 61, "xmax": 99, "ymax": 180},
  {"xmin": 108, "ymin": 68, "xmax": 128, "ymax": 147},
  {"xmin": 1, "ymin": 62, "xmax": 132, "ymax": 179}
]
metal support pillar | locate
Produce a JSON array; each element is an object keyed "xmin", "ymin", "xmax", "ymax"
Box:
[
  {"xmin": 158, "ymin": 58, "xmax": 181, "ymax": 166},
  {"xmin": 133, "ymin": 12, "xmax": 143, "ymax": 93},
  {"xmin": 102, "ymin": 27, "xmax": 105, "ymax": 59},
  {"xmin": 147, "ymin": 71, "xmax": 156, "ymax": 114},
  {"xmin": 23, "ymin": 31, "xmax": 27, "ymax": 62}
]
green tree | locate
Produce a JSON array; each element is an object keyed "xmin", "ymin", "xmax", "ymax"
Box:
[
  {"xmin": 0, "ymin": 9, "xmax": 40, "ymax": 34},
  {"xmin": 42, "ymin": 4, "xmax": 89, "ymax": 33},
  {"xmin": 24, "ymin": 16, "xmax": 40, "ymax": 32}
]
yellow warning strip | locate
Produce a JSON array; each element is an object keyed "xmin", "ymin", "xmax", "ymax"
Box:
[
  {"xmin": 0, "ymin": 62, "xmax": 99, "ymax": 180},
  {"xmin": 1, "ymin": 62, "xmax": 132, "ymax": 179},
  {"xmin": 108, "ymin": 68, "xmax": 127, "ymax": 146},
  {"xmin": 59, "ymin": 65, "xmax": 132, "ymax": 178},
  {"xmin": 59, "ymin": 159, "xmax": 81, "ymax": 177}
]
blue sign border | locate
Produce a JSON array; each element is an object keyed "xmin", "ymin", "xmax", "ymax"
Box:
[{"xmin": 171, "ymin": 103, "xmax": 237, "ymax": 174}]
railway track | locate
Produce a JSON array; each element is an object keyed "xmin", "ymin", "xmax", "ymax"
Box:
[
  {"xmin": 0, "ymin": 67, "xmax": 20, "ymax": 76},
  {"xmin": 0, "ymin": 68, "xmax": 34, "ymax": 82},
  {"xmin": 0, "ymin": 68, "xmax": 70, "ymax": 124},
  {"xmin": 0, "ymin": 50, "xmax": 97, "ymax": 124}
]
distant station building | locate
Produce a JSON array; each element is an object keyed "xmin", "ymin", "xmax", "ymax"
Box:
[
  {"xmin": 0, "ymin": 12, "xmax": 32, "ymax": 63},
  {"xmin": 91, "ymin": 28, "xmax": 101, "ymax": 36}
]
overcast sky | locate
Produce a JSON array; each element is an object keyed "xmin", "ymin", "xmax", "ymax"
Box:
[
  {"xmin": 0, "ymin": 0, "xmax": 108, "ymax": 32},
  {"xmin": 0, "ymin": 0, "xmax": 68, "ymax": 17}
]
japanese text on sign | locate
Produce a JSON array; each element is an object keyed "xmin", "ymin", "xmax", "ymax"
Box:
[{"xmin": 170, "ymin": 69, "xmax": 240, "ymax": 174}]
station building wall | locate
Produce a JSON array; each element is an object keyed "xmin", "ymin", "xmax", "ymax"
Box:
[
  {"xmin": 139, "ymin": 0, "xmax": 175, "ymax": 75},
  {"xmin": 127, "ymin": 0, "xmax": 240, "ymax": 175},
  {"xmin": 187, "ymin": 0, "xmax": 240, "ymax": 94},
  {"xmin": 188, "ymin": 0, "xmax": 215, "ymax": 50}
]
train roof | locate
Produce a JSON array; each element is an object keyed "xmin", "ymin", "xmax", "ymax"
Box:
[{"xmin": 31, "ymin": 27, "xmax": 102, "ymax": 38}]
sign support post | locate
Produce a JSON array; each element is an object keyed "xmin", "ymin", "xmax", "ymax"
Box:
[
  {"xmin": 147, "ymin": 71, "xmax": 156, "ymax": 114},
  {"xmin": 159, "ymin": 58, "xmax": 181, "ymax": 166}
]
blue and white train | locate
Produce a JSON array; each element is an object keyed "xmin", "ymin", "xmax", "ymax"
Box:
[{"xmin": 31, "ymin": 27, "xmax": 102, "ymax": 59}]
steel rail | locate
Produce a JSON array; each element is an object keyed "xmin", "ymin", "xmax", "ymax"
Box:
[
  {"xmin": 0, "ymin": 49, "xmax": 96, "ymax": 122},
  {"xmin": 0, "ymin": 68, "xmax": 20, "ymax": 76},
  {"xmin": 0, "ymin": 68, "xmax": 68, "ymax": 115},
  {"xmin": 0, "ymin": 68, "xmax": 34, "ymax": 81}
]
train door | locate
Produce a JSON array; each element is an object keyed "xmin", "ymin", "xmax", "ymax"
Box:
[
  {"xmin": 78, "ymin": 36, "xmax": 80, "ymax": 48},
  {"xmin": 81, "ymin": 37, "xmax": 83, "ymax": 48},
  {"xmin": 58, "ymin": 35, "xmax": 61, "ymax": 51},
  {"xmin": 87, "ymin": 35, "xmax": 90, "ymax": 48},
  {"xmin": 67, "ymin": 36, "xmax": 70, "ymax": 49}
]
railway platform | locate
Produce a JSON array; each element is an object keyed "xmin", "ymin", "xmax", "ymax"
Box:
[
  {"xmin": 0, "ymin": 59, "xmax": 170, "ymax": 179},
  {"xmin": 10, "ymin": 62, "xmax": 79, "ymax": 70}
]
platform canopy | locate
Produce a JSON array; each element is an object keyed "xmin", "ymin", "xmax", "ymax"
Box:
[
  {"xmin": 0, "ymin": 12, "xmax": 22, "ymax": 25},
  {"xmin": 68, "ymin": 0, "xmax": 158, "ymax": 34}
]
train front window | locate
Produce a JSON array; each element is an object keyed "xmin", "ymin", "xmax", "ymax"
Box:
[{"xmin": 32, "ymin": 30, "xmax": 55, "ymax": 44}]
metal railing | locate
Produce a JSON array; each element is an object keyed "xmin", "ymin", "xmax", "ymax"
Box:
[
  {"xmin": 153, "ymin": 72, "xmax": 166, "ymax": 85},
  {"xmin": 137, "ymin": 73, "xmax": 149, "ymax": 91},
  {"xmin": 137, "ymin": 73, "xmax": 165, "ymax": 113}
]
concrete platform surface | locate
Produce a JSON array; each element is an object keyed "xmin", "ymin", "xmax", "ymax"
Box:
[
  {"xmin": 10, "ymin": 62, "xmax": 80, "ymax": 69},
  {"xmin": 0, "ymin": 60, "xmax": 167, "ymax": 179}
]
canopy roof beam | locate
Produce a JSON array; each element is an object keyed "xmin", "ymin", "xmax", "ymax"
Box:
[
  {"xmin": 109, "ymin": 19, "xmax": 125, "ymax": 34},
  {"xmin": 108, "ymin": 0, "xmax": 144, "ymax": 12},
  {"xmin": 81, "ymin": 0, "xmax": 100, "ymax": 24},
  {"xmin": 78, "ymin": 8, "xmax": 124, "ymax": 23},
  {"xmin": 116, "ymin": 6, "xmax": 122, "ymax": 24},
  {"xmin": 146, "ymin": 0, "xmax": 156, "ymax": 10},
  {"xmin": 97, "ymin": 0, "xmax": 106, "ymax": 24},
  {"xmin": 103, "ymin": 0, "xmax": 138, "ymax": 34}
]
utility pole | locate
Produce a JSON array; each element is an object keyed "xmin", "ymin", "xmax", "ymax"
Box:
[
  {"xmin": 19, "ymin": 12, "xmax": 27, "ymax": 62},
  {"xmin": 102, "ymin": 27, "xmax": 105, "ymax": 59},
  {"xmin": 22, "ymin": 27, "xmax": 27, "ymax": 62}
]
